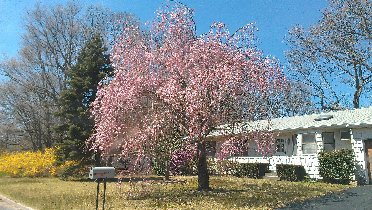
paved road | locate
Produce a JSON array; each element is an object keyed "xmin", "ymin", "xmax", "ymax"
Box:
[
  {"xmin": 277, "ymin": 185, "xmax": 372, "ymax": 210},
  {"xmin": 0, "ymin": 194, "xmax": 33, "ymax": 210}
]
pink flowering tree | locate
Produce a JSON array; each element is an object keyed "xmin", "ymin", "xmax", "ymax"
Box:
[
  {"xmin": 89, "ymin": 3, "xmax": 285, "ymax": 191},
  {"xmin": 217, "ymin": 131, "xmax": 278, "ymax": 160}
]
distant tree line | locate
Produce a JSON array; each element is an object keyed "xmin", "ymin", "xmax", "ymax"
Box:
[{"xmin": 0, "ymin": 2, "xmax": 138, "ymax": 157}]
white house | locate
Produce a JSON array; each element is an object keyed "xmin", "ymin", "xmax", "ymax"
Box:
[{"xmin": 207, "ymin": 107, "xmax": 372, "ymax": 184}]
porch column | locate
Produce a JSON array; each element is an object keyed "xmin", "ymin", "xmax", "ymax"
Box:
[
  {"xmin": 315, "ymin": 132, "xmax": 323, "ymax": 154},
  {"xmin": 296, "ymin": 134, "xmax": 302, "ymax": 155}
]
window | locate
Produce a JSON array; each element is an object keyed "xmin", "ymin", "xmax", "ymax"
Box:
[
  {"xmin": 341, "ymin": 130, "xmax": 351, "ymax": 140},
  {"xmin": 302, "ymin": 133, "xmax": 317, "ymax": 154},
  {"xmin": 322, "ymin": 132, "xmax": 335, "ymax": 151},
  {"xmin": 276, "ymin": 139, "xmax": 285, "ymax": 153}
]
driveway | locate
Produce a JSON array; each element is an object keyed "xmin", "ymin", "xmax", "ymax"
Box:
[
  {"xmin": 277, "ymin": 185, "xmax": 372, "ymax": 210},
  {"xmin": 0, "ymin": 194, "xmax": 33, "ymax": 210}
]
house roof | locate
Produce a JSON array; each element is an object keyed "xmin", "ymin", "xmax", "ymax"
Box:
[{"xmin": 209, "ymin": 106, "xmax": 372, "ymax": 136}]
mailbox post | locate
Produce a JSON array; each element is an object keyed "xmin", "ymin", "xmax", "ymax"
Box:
[{"xmin": 89, "ymin": 167, "xmax": 115, "ymax": 210}]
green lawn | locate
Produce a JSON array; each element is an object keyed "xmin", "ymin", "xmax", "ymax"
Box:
[{"xmin": 0, "ymin": 176, "xmax": 350, "ymax": 210}]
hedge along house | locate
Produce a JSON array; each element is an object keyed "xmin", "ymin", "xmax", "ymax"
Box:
[{"xmin": 207, "ymin": 107, "xmax": 372, "ymax": 184}]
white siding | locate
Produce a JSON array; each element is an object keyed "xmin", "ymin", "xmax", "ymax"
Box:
[
  {"xmin": 219, "ymin": 127, "xmax": 372, "ymax": 183},
  {"xmin": 351, "ymin": 128, "xmax": 372, "ymax": 184},
  {"xmin": 315, "ymin": 132, "xmax": 323, "ymax": 153}
]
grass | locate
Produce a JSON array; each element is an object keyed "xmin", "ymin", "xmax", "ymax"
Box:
[{"xmin": 0, "ymin": 176, "xmax": 350, "ymax": 210}]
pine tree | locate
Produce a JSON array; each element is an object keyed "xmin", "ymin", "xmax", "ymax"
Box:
[{"xmin": 56, "ymin": 35, "xmax": 112, "ymax": 168}]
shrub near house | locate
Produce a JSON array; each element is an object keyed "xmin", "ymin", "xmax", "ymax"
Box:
[
  {"xmin": 234, "ymin": 163, "xmax": 269, "ymax": 178},
  {"xmin": 319, "ymin": 149, "xmax": 355, "ymax": 184},
  {"xmin": 276, "ymin": 164, "xmax": 306, "ymax": 181}
]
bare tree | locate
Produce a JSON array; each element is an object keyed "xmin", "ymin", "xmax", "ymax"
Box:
[
  {"xmin": 286, "ymin": 0, "xmax": 371, "ymax": 109},
  {"xmin": 0, "ymin": 2, "xmax": 138, "ymax": 149},
  {"xmin": 269, "ymin": 81, "xmax": 315, "ymax": 117},
  {"xmin": 0, "ymin": 64, "xmax": 58, "ymax": 151},
  {"xmin": 0, "ymin": 86, "xmax": 38, "ymax": 150},
  {"xmin": 0, "ymin": 107, "xmax": 26, "ymax": 151}
]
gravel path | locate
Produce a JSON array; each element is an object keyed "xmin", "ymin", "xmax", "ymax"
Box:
[
  {"xmin": 277, "ymin": 185, "xmax": 372, "ymax": 210},
  {"xmin": 0, "ymin": 194, "xmax": 33, "ymax": 210}
]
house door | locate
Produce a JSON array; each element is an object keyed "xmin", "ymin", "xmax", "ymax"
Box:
[{"xmin": 364, "ymin": 140, "xmax": 372, "ymax": 183}]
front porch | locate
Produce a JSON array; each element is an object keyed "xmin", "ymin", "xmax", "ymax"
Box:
[
  {"xmin": 208, "ymin": 107, "xmax": 372, "ymax": 184},
  {"xmin": 230, "ymin": 155, "xmax": 320, "ymax": 179},
  {"xmin": 219, "ymin": 129, "xmax": 372, "ymax": 183}
]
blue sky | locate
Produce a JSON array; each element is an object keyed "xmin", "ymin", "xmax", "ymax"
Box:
[{"xmin": 0, "ymin": 0, "xmax": 327, "ymax": 64}]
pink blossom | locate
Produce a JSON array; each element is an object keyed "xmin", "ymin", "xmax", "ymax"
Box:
[{"xmin": 88, "ymin": 2, "xmax": 285, "ymax": 176}]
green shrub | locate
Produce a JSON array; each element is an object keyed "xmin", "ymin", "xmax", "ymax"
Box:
[
  {"xmin": 235, "ymin": 163, "xmax": 268, "ymax": 178},
  {"xmin": 276, "ymin": 164, "xmax": 306, "ymax": 181},
  {"xmin": 260, "ymin": 163, "xmax": 270, "ymax": 175},
  {"xmin": 207, "ymin": 160, "xmax": 269, "ymax": 177},
  {"xmin": 171, "ymin": 158, "xmax": 197, "ymax": 176},
  {"xmin": 152, "ymin": 159, "xmax": 166, "ymax": 176},
  {"xmin": 318, "ymin": 149, "xmax": 355, "ymax": 184},
  {"xmin": 0, "ymin": 171, "xmax": 7, "ymax": 178},
  {"xmin": 206, "ymin": 159, "xmax": 239, "ymax": 175},
  {"xmin": 207, "ymin": 158, "xmax": 218, "ymax": 175},
  {"xmin": 58, "ymin": 164, "xmax": 84, "ymax": 180}
]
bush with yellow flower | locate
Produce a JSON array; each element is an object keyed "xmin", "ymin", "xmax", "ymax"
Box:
[{"xmin": 0, "ymin": 148, "xmax": 77, "ymax": 178}]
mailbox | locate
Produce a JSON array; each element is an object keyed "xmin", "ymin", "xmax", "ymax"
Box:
[{"xmin": 89, "ymin": 167, "xmax": 115, "ymax": 179}]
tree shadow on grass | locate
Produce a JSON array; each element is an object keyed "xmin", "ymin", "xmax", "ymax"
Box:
[
  {"xmin": 68, "ymin": 176, "xmax": 166, "ymax": 183},
  {"xmin": 123, "ymin": 178, "xmax": 352, "ymax": 209},
  {"xmin": 124, "ymin": 182, "xmax": 274, "ymax": 209},
  {"xmin": 276, "ymin": 189, "xmax": 357, "ymax": 210}
]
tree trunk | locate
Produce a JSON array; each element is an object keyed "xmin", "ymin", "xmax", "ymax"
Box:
[
  {"xmin": 197, "ymin": 141, "xmax": 210, "ymax": 191},
  {"xmin": 353, "ymin": 63, "xmax": 363, "ymax": 109},
  {"xmin": 353, "ymin": 88, "xmax": 361, "ymax": 109},
  {"xmin": 164, "ymin": 161, "xmax": 170, "ymax": 181},
  {"xmin": 94, "ymin": 152, "xmax": 101, "ymax": 166}
]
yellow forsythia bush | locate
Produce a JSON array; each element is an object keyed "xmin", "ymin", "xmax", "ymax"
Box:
[{"xmin": 0, "ymin": 148, "xmax": 61, "ymax": 177}]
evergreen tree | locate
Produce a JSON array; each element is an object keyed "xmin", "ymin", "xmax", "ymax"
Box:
[{"xmin": 56, "ymin": 35, "xmax": 112, "ymax": 167}]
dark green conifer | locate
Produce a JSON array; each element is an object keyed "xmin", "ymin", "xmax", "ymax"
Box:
[{"xmin": 56, "ymin": 35, "xmax": 112, "ymax": 169}]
